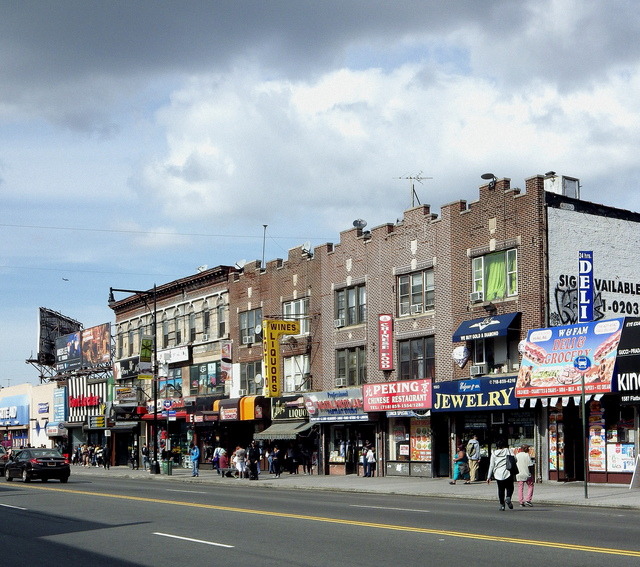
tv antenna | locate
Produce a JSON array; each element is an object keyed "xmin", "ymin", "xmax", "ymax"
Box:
[{"xmin": 395, "ymin": 171, "xmax": 433, "ymax": 208}]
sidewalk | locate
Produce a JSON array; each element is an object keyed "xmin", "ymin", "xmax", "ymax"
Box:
[{"xmin": 68, "ymin": 464, "xmax": 640, "ymax": 510}]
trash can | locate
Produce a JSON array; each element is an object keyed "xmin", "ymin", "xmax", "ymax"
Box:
[{"xmin": 161, "ymin": 460, "xmax": 173, "ymax": 475}]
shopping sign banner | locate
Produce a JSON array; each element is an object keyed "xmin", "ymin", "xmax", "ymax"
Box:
[
  {"xmin": 303, "ymin": 388, "xmax": 368, "ymax": 422},
  {"xmin": 263, "ymin": 320, "xmax": 300, "ymax": 398},
  {"xmin": 516, "ymin": 318, "xmax": 623, "ymax": 398},
  {"xmin": 431, "ymin": 377, "xmax": 517, "ymax": 411},
  {"xmin": 363, "ymin": 379, "xmax": 431, "ymax": 412},
  {"xmin": 378, "ymin": 314, "xmax": 394, "ymax": 370}
]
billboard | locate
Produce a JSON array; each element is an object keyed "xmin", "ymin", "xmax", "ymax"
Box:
[
  {"xmin": 55, "ymin": 332, "xmax": 82, "ymax": 372},
  {"xmin": 55, "ymin": 322, "xmax": 111, "ymax": 372},
  {"xmin": 37, "ymin": 307, "xmax": 82, "ymax": 366}
]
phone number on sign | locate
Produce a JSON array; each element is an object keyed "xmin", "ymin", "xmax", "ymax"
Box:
[{"xmin": 602, "ymin": 299, "xmax": 640, "ymax": 315}]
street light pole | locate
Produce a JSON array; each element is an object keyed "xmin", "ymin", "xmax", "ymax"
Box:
[{"xmin": 108, "ymin": 285, "xmax": 160, "ymax": 474}]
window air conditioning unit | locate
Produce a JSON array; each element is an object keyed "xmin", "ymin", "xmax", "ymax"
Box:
[
  {"xmin": 469, "ymin": 291, "xmax": 484, "ymax": 303},
  {"xmin": 334, "ymin": 318, "xmax": 345, "ymax": 328},
  {"xmin": 238, "ymin": 389, "xmax": 247, "ymax": 396},
  {"xmin": 242, "ymin": 336, "xmax": 253, "ymax": 345},
  {"xmin": 202, "ymin": 334, "xmax": 209, "ymax": 341},
  {"xmin": 410, "ymin": 304, "xmax": 423, "ymax": 314},
  {"xmin": 470, "ymin": 364, "xmax": 487, "ymax": 376},
  {"xmin": 335, "ymin": 377, "xmax": 347, "ymax": 387}
]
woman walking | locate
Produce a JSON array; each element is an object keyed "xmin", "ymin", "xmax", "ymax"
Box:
[
  {"xmin": 515, "ymin": 444, "xmax": 535, "ymax": 507},
  {"xmin": 449, "ymin": 443, "xmax": 470, "ymax": 485},
  {"xmin": 487, "ymin": 438, "xmax": 515, "ymax": 510}
]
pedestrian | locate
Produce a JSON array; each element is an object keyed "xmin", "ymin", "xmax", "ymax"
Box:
[
  {"xmin": 515, "ymin": 444, "xmax": 535, "ymax": 507},
  {"xmin": 487, "ymin": 438, "xmax": 515, "ymax": 511},
  {"xmin": 190, "ymin": 442, "xmax": 200, "ymax": 477},
  {"xmin": 365, "ymin": 445, "xmax": 376, "ymax": 477},
  {"xmin": 234, "ymin": 445, "xmax": 247, "ymax": 478},
  {"xmin": 450, "ymin": 443, "xmax": 470, "ymax": 484},
  {"xmin": 141, "ymin": 444, "xmax": 150, "ymax": 471},
  {"xmin": 247, "ymin": 441, "xmax": 260, "ymax": 480},
  {"xmin": 219, "ymin": 449, "xmax": 230, "ymax": 476},
  {"xmin": 466, "ymin": 433, "xmax": 481, "ymax": 482},
  {"xmin": 102, "ymin": 443, "xmax": 111, "ymax": 470},
  {"xmin": 213, "ymin": 444, "xmax": 224, "ymax": 475},
  {"xmin": 272, "ymin": 445, "xmax": 281, "ymax": 478}
]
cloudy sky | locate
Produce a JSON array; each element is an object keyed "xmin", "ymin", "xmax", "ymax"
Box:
[{"xmin": 2, "ymin": 0, "xmax": 640, "ymax": 385}]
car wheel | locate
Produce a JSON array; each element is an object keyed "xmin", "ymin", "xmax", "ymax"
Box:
[
  {"xmin": 5, "ymin": 468, "xmax": 12, "ymax": 482},
  {"xmin": 22, "ymin": 469, "xmax": 30, "ymax": 483},
  {"xmin": 60, "ymin": 476, "xmax": 69, "ymax": 484}
]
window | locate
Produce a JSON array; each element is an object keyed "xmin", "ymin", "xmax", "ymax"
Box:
[
  {"xmin": 162, "ymin": 317, "xmax": 169, "ymax": 349},
  {"xmin": 398, "ymin": 269, "xmax": 434, "ymax": 316},
  {"xmin": 217, "ymin": 303, "xmax": 226, "ymax": 337},
  {"xmin": 188, "ymin": 362, "xmax": 222, "ymax": 395},
  {"xmin": 189, "ymin": 312, "xmax": 196, "ymax": 343},
  {"xmin": 283, "ymin": 298, "xmax": 309, "ymax": 334},
  {"xmin": 284, "ymin": 354, "xmax": 310, "ymax": 392},
  {"xmin": 117, "ymin": 326, "xmax": 124, "ymax": 359},
  {"xmin": 127, "ymin": 325, "xmax": 135, "ymax": 357},
  {"xmin": 472, "ymin": 249, "xmax": 517, "ymax": 301},
  {"xmin": 240, "ymin": 308, "xmax": 262, "ymax": 344},
  {"xmin": 159, "ymin": 367, "xmax": 183, "ymax": 399},
  {"xmin": 399, "ymin": 336, "xmax": 435, "ymax": 380},
  {"xmin": 240, "ymin": 361, "xmax": 262, "ymax": 395},
  {"xmin": 174, "ymin": 312, "xmax": 182, "ymax": 345},
  {"xmin": 336, "ymin": 347, "xmax": 367, "ymax": 387},
  {"xmin": 473, "ymin": 334, "xmax": 520, "ymax": 374},
  {"xmin": 203, "ymin": 307, "xmax": 211, "ymax": 337},
  {"xmin": 335, "ymin": 285, "xmax": 366, "ymax": 326}
]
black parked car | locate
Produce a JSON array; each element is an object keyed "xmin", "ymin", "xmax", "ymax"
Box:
[{"xmin": 5, "ymin": 448, "xmax": 70, "ymax": 483}]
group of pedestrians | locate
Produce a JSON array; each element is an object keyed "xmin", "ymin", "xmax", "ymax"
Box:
[
  {"xmin": 450, "ymin": 435, "xmax": 536, "ymax": 511},
  {"xmin": 72, "ymin": 443, "xmax": 110, "ymax": 469}
]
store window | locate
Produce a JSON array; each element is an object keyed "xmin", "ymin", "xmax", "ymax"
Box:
[
  {"xmin": 399, "ymin": 336, "xmax": 435, "ymax": 380},
  {"xmin": 159, "ymin": 367, "xmax": 183, "ymax": 399},
  {"xmin": 283, "ymin": 297, "xmax": 309, "ymax": 334},
  {"xmin": 188, "ymin": 362, "xmax": 222, "ymax": 395},
  {"xmin": 472, "ymin": 249, "xmax": 517, "ymax": 301},
  {"xmin": 387, "ymin": 417, "xmax": 432, "ymax": 462},
  {"xmin": 336, "ymin": 347, "xmax": 367, "ymax": 387},
  {"xmin": 398, "ymin": 269, "xmax": 434, "ymax": 316}
]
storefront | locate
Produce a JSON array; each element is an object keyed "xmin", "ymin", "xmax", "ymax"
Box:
[
  {"xmin": 66, "ymin": 375, "xmax": 109, "ymax": 449},
  {"xmin": 431, "ymin": 375, "xmax": 528, "ymax": 480},
  {"xmin": 0, "ymin": 393, "xmax": 29, "ymax": 449},
  {"xmin": 362, "ymin": 379, "xmax": 433, "ymax": 477},
  {"xmin": 517, "ymin": 317, "xmax": 637, "ymax": 483},
  {"xmin": 303, "ymin": 388, "xmax": 378, "ymax": 475}
]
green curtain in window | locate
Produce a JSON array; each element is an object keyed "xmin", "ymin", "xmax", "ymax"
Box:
[{"xmin": 485, "ymin": 253, "xmax": 506, "ymax": 300}]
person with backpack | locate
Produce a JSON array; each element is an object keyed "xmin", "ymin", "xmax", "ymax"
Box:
[
  {"xmin": 487, "ymin": 438, "xmax": 515, "ymax": 511},
  {"xmin": 466, "ymin": 434, "xmax": 481, "ymax": 482}
]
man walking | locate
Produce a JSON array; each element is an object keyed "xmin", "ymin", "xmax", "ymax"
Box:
[
  {"xmin": 466, "ymin": 433, "xmax": 481, "ymax": 482},
  {"xmin": 190, "ymin": 442, "xmax": 200, "ymax": 477}
]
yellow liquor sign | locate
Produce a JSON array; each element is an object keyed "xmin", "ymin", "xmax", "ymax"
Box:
[{"xmin": 263, "ymin": 320, "xmax": 300, "ymax": 397}]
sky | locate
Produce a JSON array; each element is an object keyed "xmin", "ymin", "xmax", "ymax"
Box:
[{"xmin": 2, "ymin": 0, "xmax": 640, "ymax": 386}]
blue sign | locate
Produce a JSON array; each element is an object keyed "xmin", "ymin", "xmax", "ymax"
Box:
[
  {"xmin": 431, "ymin": 376, "xmax": 517, "ymax": 412},
  {"xmin": 0, "ymin": 395, "xmax": 30, "ymax": 426},
  {"xmin": 578, "ymin": 251, "xmax": 594, "ymax": 323},
  {"xmin": 574, "ymin": 356, "xmax": 591, "ymax": 372}
]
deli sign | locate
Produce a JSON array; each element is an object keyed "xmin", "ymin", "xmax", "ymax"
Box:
[
  {"xmin": 378, "ymin": 314, "xmax": 394, "ymax": 371},
  {"xmin": 363, "ymin": 379, "xmax": 431, "ymax": 412}
]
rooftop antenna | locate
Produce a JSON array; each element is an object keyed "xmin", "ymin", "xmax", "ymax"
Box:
[
  {"xmin": 395, "ymin": 171, "xmax": 433, "ymax": 208},
  {"xmin": 261, "ymin": 225, "xmax": 268, "ymax": 268}
]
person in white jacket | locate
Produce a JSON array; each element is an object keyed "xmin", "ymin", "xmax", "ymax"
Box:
[
  {"xmin": 486, "ymin": 438, "xmax": 515, "ymax": 511},
  {"xmin": 515, "ymin": 444, "xmax": 534, "ymax": 507}
]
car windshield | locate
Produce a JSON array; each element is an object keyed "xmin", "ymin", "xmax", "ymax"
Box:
[{"xmin": 29, "ymin": 450, "xmax": 63, "ymax": 458}]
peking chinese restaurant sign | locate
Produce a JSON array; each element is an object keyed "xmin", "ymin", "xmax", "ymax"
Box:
[
  {"xmin": 516, "ymin": 318, "xmax": 623, "ymax": 398},
  {"xmin": 431, "ymin": 377, "xmax": 517, "ymax": 412}
]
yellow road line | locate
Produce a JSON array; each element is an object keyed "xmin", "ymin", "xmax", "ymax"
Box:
[{"xmin": 14, "ymin": 485, "xmax": 640, "ymax": 558}]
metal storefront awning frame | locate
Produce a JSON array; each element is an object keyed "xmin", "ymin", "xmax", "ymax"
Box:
[{"xmin": 254, "ymin": 421, "xmax": 313, "ymax": 440}]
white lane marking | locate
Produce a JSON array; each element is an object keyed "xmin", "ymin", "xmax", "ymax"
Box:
[
  {"xmin": 166, "ymin": 489, "xmax": 208, "ymax": 494},
  {"xmin": 0, "ymin": 503, "xmax": 28, "ymax": 510},
  {"xmin": 350, "ymin": 504, "xmax": 430, "ymax": 513},
  {"xmin": 153, "ymin": 532, "xmax": 234, "ymax": 548}
]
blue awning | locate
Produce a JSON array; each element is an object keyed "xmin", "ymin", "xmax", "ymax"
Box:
[{"xmin": 452, "ymin": 312, "xmax": 521, "ymax": 342}]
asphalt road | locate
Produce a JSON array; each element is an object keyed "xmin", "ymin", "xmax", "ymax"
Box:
[{"xmin": 1, "ymin": 476, "xmax": 639, "ymax": 566}]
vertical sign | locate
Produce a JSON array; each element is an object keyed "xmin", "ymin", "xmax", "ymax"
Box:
[
  {"xmin": 138, "ymin": 335, "xmax": 154, "ymax": 380},
  {"xmin": 263, "ymin": 320, "xmax": 300, "ymax": 398},
  {"xmin": 578, "ymin": 251, "xmax": 594, "ymax": 322},
  {"xmin": 378, "ymin": 314, "xmax": 394, "ymax": 370}
]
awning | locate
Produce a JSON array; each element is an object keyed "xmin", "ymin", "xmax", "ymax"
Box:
[
  {"xmin": 452, "ymin": 312, "xmax": 521, "ymax": 342},
  {"xmin": 254, "ymin": 421, "xmax": 313, "ymax": 440}
]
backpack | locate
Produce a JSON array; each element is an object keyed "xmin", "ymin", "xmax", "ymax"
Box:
[
  {"xmin": 505, "ymin": 454, "xmax": 518, "ymax": 474},
  {"xmin": 466, "ymin": 441, "xmax": 477, "ymax": 459}
]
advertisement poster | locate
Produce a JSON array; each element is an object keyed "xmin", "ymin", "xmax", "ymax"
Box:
[
  {"xmin": 410, "ymin": 419, "xmax": 431, "ymax": 462},
  {"xmin": 588, "ymin": 400, "xmax": 606, "ymax": 472},
  {"xmin": 516, "ymin": 318, "xmax": 623, "ymax": 398},
  {"xmin": 607, "ymin": 443, "xmax": 636, "ymax": 472},
  {"xmin": 548, "ymin": 410, "xmax": 563, "ymax": 471}
]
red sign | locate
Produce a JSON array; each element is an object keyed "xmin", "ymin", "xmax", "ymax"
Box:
[
  {"xmin": 378, "ymin": 314, "xmax": 394, "ymax": 370},
  {"xmin": 69, "ymin": 395, "xmax": 101, "ymax": 408},
  {"xmin": 363, "ymin": 379, "xmax": 432, "ymax": 412}
]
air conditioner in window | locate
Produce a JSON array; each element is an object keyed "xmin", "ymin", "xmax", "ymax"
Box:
[
  {"xmin": 334, "ymin": 318, "xmax": 345, "ymax": 328},
  {"xmin": 470, "ymin": 364, "xmax": 487, "ymax": 376},
  {"xmin": 335, "ymin": 377, "xmax": 347, "ymax": 387},
  {"xmin": 469, "ymin": 291, "xmax": 484, "ymax": 303},
  {"xmin": 410, "ymin": 304, "xmax": 423, "ymax": 314},
  {"xmin": 238, "ymin": 389, "xmax": 247, "ymax": 396},
  {"xmin": 202, "ymin": 334, "xmax": 209, "ymax": 341},
  {"xmin": 242, "ymin": 336, "xmax": 253, "ymax": 345}
]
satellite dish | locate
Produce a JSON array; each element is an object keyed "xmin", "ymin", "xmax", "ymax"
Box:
[
  {"xmin": 235, "ymin": 259, "xmax": 247, "ymax": 269},
  {"xmin": 254, "ymin": 324, "xmax": 262, "ymax": 335},
  {"xmin": 254, "ymin": 373, "xmax": 263, "ymax": 385},
  {"xmin": 353, "ymin": 219, "xmax": 367, "ymax": 229},
  {"xmin": 301, "ymin": 241, "xmax": 312, "ymax": 254},
  {"xmin": 481, "ymin": 173, "xmax": 496, "ymax": 180},
  {"xmin": 197, "ymin": 265, "xmax": 208, "ymax": 273}
]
